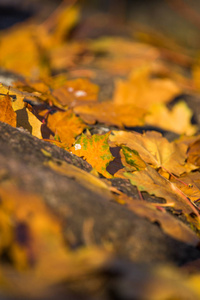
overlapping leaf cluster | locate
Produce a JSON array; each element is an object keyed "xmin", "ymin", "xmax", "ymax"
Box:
[{"xmin": 1, "ymin": 1, "xmax": 200, "ymax": 299}]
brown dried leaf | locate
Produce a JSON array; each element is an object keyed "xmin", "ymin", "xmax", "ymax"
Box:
[
  {"xmin": 117, "ymin": 195, "xmax": 200, "ymax": 246},
  {"xmin": 170, "ymin": 172, "xmax": 200, "ymax": 204},
  {"xmin": 124, "ymin": 164, "xmax": 200, "ymax": 228}
]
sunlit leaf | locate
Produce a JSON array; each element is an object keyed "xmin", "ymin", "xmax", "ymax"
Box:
[
  {"xmin": 74, "ymin": 102, "xmax": 146, "ymax": 127},
  {"xmin": 0, "ymin": 92, "xmax": 16, "ymax": 127},
  {"xmin": 109, "ymin": 130, "xmax": 191, "ymax": 176},
  {"xmin": 145, "ymin": 101, "xmax": 197, "ymax": 135},
  {"xmin": 53, "ymin": 78, "xmax": 99, "ymax": 108},
  {"xmin": 113, "ymin": 65, "xmax": 181, "ymax": 108},
  {"xmin": 70, "ymin": 132, "xmax": 114, "ymax": 177},
  {"xmin": 47, "ymin": 109, "xmax": 87, "ymax": 147},
  {"xmin": 0, "ymin": 84, "xmax": 42, "ymax": 138}
]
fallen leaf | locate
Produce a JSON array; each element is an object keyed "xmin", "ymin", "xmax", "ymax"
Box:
[
  {"xmin": 52, "ymin": 78, "xmax": 99, "ymax": 108},
  {"xmin": 0, "ymin": 93, "xmax": 16, "ymax": 127},
  {"xmin": 117, "ymin": 195, "xmax": 200, "ymax": 246},
  {"xmin": 47, "ymin": 109, "xmax": 87, "ymax": 147},
  {"xmin": 120, "ymin": 145, "xmax": 146, "ymax": 172},
  {"xmin": 109, "ymin": 130, "xmax": 190, "ymax": 176},
  {"xmin": 89, "ymin": 37, "xmax": 160, "ymax": 75},
  {"xmin": 70, "ymin": 132, "xmax": 114, "ymax": 178},
  {"xmin": 170, "ymin": 172, "xmax": 200, "ymax": 203},
  {"xmin": 113, "ymin": 65, "xmax": 181, "ymax": 109},
  {"xmin": 187, "ymin": 138, "xmax": 200, "ymax": 167},
  {"xmin": 145, "ymin": 101, "xmax": 197, "ymax": 135},
  {"xmin": 0, "ymin": 84, "xmax": 42, "ymax": 138},
  {"xmin": 74, "ymin": 102, "xmax": 146, "ymax": 127},
  {"xmin": 0, "ymin": 26, "xmax": 48, "ymax": 78},
  {"xmin": 124, "ymin": 164, "xmax": 200, "ymax": 229}
]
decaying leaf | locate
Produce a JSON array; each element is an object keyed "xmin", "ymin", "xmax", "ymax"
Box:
[
  {"xmin": 117, "ymin": 195, "xmax": 200, "ymax": 246},
  {"xmin": 70, "ymin": 132, "xmax": 114, "ymax": 178},
  {"xmin": 120, "ymin": 145, "xmax": 147, "ymax": 172},
  {"xmin": 187, "ymin": 138, "xmax": 200, "ymax": 167},
  {"xmin": 124, "ymin": 164, "xmax": 200, "ymax": 229}
]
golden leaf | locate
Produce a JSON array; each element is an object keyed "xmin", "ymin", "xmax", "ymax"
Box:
[
  {"xmin": 145, "ymin": 101, "xmax": 197, "ymax": 135},
  {"xmin": 53, "ymin": 78, "xmax": 99, "ymax": 108},
  {"xmin": 113, "ymin": 65, "xmax": 181, "ymax": 108},
  {"xmin": 74, "ymin": 102, "xmax": 146, "ymax": 128},
  {"xmin": 47, "ymin": 110, "xmax": 87, "ymax": 147},
  {"xmin": 70, "ymin": 132, "xmax": 114, "ymax": 178},
  {"xmin": 0, "ymin": 93, "xmax": 16, "ymax": 127},
  {"xmin": 0, "ymin": 84, "xmax": 42, "ymax": 138},
  {"xmin": 109, "ymin": 130, "xmax": 189, "ymax": 176}
]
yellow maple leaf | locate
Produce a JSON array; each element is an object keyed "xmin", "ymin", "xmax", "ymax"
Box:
[
  {"xmin": 47, "ymin": 109, "xmax": 87, "ymax": 147},
  {"xmin": 113, "ymin": 65, "xmax": 181, "ymax": 109},
  {"xmin": 109, "ymin": 130, "xmax": 192, "ymax": 176},
  {"xmin": 70, "ymin": 132, "xmax": 114, "ymax": 178},
  {"xmin": 145, "ymin": 101, "xmax": 197, "ymax": 135}
]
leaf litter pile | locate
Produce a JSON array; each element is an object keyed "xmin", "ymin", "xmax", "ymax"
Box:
[{"xmin": 2, "ymin": 1, "xmax": 200, "ymax": 299}]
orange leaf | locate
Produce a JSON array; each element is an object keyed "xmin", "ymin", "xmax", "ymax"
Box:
[
  {"xmin": 0, "ymin": 92, "xmax": 16, "ymax": 127},
  {"xmin": 74, "ymin": 102, "xmax": 146, "ymax": 128},
  {"xmin": 53, "ymin": 78, "xmax": 99, "ymax": 108},
  {"xmin": 70, "ymin": 132, "xmax": 114, "ymax": 178},
  {"xmin": 113, "ymin": 65, "xmax": 181, "ymax": 109},
  {"xmin": 47, "ymin": 110, "xmax": 87, "ymax": 147},
  {"xmin": 89, "ymin": 37, "xmax": 160, "ymax": 76}
]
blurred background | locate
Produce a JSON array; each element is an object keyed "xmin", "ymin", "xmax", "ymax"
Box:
[{"xmin": 1, "ymin": 0, "xmax": 200, "ymax": 49}]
